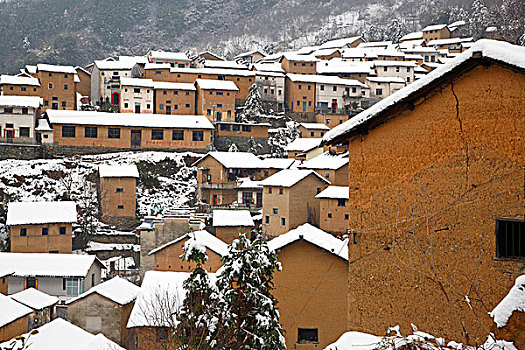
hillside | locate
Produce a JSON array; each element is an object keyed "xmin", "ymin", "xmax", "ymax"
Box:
[{"xmin": 0, "ymin": 0, "xmax": 521, "ymax": 74}]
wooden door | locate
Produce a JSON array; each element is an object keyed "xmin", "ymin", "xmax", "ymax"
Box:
[{"xmin": 131, "ymin": 130, "xmax": 142, "ymax": 148}]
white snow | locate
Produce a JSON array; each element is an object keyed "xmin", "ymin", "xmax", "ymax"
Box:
[
  {"xmin": 85, "ymin": 241, "xmax": 140, "ymax": 252},
  {"xmin": 357, "ymin": 41, "xmax": 393, "ymax": 48},
  {"xmin": 212, "ymin": 210, "xmax": 254, "ymax": 227},
  {"xmin": 287, "ymin": 73, "xmax": 367, "ymax": 87},
  {"xmin": 282, "ymin": 53, "xmax": 320, "ymax": 63},
  {"xmin": 46, "ymin": 109, "xmax": 214, "ymax": 129},
  {"xmin": 298, "ymin": 151, "xmax": 348, "ymax": 170},
  {"xmin": 148, "ymin": 230, "xmax": 229, "ymax": 257},
  {"xmin": 6, "ymin": 201, "xmax": 77, "ymax": 225},
  {"xmin": 285, "ymin": 138, "xmax": 322, "ymax": 152},
  {"xmin": 324, "ymin": 331, "xmax": 381, "ymax": 350},
  {"xmin": 0, "ymin": 74, "xmax": 40, "ymax": 86},
  {"xmin": 35, "ymin": 119, "xmax": 52, "ymax": 131},
  {"xmin": 259, "ymin": 169, "xmax": 330, "ymax": 188},
  {"xmin": 427, "ymin": 37, "xmax": 474, "ymax": 46},
  {"xmin": 171, "ymin": 67, "xmax": 255, "ymax": 77},
  {"xmin": 400, "ymin": 31, "xmax": 423, "ymax": 41},
  {"xmin": 252, "ymin": 63, "xmax": 285, "ymax": 73},
  {"xmin": 195, "ymin": 151, "xmax": 264, "ymax": 169},
  {"xmin": 195, "ymin": 79, "xmax": 239, "ymax": 91},
  {"xmin": 422, "ymin": 24, "xmax": 448, "ymax": 31},
  {"xmin": 149, "ymin": 50, "xmax": 188, "ymax": 61},
  {"xmin": 36, "ymin": 63, "xmax": 76, "ymax": 74},
  {"xmin": 94, "ymin": 60, "xmax": 136, "ymax": 70},
  {"xmin": 0, "ymin": 95, "xmax": 42, "ymax": 108},
  {"xmin": 323, "ymin": 40, "xmax": 525, "ymax": 145},
  {"xmin": 366, "ymin": 77, "xmax": 406, "ymax": 83},
  {"xmin": 315, "ymin": 186, "xmax": 349, "ymax": 199},
  {"xmin": 204, "ymin": 60, "xmax": 248, "ymax": 70},
  {"xmin": 489, "ymin": 274, "xmax": 525, "ymax": 328},
  {"xmin": 66, "ymin": 276, "xmax": 140, "ymax": 306},
  {"xmin": 9, "ymin": 288, "xmax": 58, "ymax": 310},
  {"xmin": 319, "ymin": 36, "xmax": 363, "ymax": 50},
  {"xmin": 268, "ymin": 223, "xmax": 348, "ymax": 260},
  {"xmin": 144, "ymin": 62, "xmax": 171, "ymax": 70},
  {"xmin": 260, "ymin": 158, "xmax": 296, "ymax": 170},
  {"xmin": 99, "ymin": 164, "xmax": 139, "ymax": 178},
  {"xmin": 237, "ymin": 178, "xmax": 262, "ymax": 189},
  {"xmin": 299, "ymin": 123, "xmax": 330, "ymax": 131},
  {"xmin": 0, "ymin": 264, "xmax": 13, "ymax": 278},
  {"xmin": 0, "ymin": 318, "xmax": 124, "ymax": 350},
  {"xmin": 317, "ymin": 60, "xmax": 374, "ymax": 75},
  {"xmin": 0, "ymin": 252, "xmax": 101, "ymax": 278},
  {"xmin": 119, "ymin": 77, "xmax": 154, "ymax": 88},
  {"xmin": 0, "ymin": 294, "xmax": 32, "ymax": 328},
  {"xmin": 153, "ymin": 81, "xmax": 196, "ymax": 91}
]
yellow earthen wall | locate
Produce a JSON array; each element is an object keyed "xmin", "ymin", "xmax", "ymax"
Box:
[
  {"xmin": 153, "ymin": 238, "xmax": 223, "ymax": 273},
  {"xmin": 100, "ymin": 177, "xmax": 136, "ymax": 218},
  {"xmin": 10, "ymin": 223, "xmax": 72, "ymax": 253}
]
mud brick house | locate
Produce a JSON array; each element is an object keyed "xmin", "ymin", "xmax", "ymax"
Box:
[
  {"xmin": 119, "ymin": 78, "xmax": 154, "ymax": 113},
  {"xmin": 0, "ymin": 95, "xmax": 42, "ymax": 144},
  {"xmin": 213, "ymin": 121, "xmax": 270, "ymax": 153},
  {"xmin": 312, "ymin": 48, "xmax": 342, "ymax": 61},
  {"xmin": 9, "ymin": 288, "xmax": 58, "ymax": 330},
  {"xmin": 33, "ymin": 64, "xmax": 78, "ymax": 111},
  {"xmin": 422, "ymin": 24, "xmax": 451, "ymax": 43},
  {"xmin": 260, "ymin": 169, "xmax": 330, "ymax": 237},
  {"xmin": 0, "ymin": 74, "xmax": 40, "ymax": 96},
  {"xmin": 285, "ymin": 73, "xmax": 316, "ymax": 119},
  {"xmin": 268, "ymin": 223, "xmax": 348, "ymax": 349},
  {"xmin": 212, "ymin": 210, "xmax": 255, "ymax": 243},
  {"xmin": 259, "ymin": 158, "xmax": 296, "ymax": 178},
  {"xmin": 280, "ymin": 54, "xmax": 319, "ymax": 75},
  {"xmin": 318, "ymin": 36, "xmax": 365, "ymax": 50},
  {"xmin": 148, "ymin": 230, "xmax": 227, "ymax": 273},
  {"xmin": 74, "ymin": 66, "xmax": 91, "ymax": 99},
  {"xmin": 98, "ymin": 164, "xmax": 139, "ymax": 221},
  {"xmin": 489, "ymin": 274, "xmax": 525, "ymax": 349},
  {"xmin": 298, "ymin": 123, "xmax": 329, "ymax": 138},
  {"xmin": 0, "ymin": 252, "xmax": 104, "ymax": 300},
  {"xmin": 234, "ymin": 49, "xmax": 266, "ymax": 64},
  {"xmin": 67, "ymin": 276, "xmax": 140, "ymax": 348},
  {"xmin": 285, "ymin": 138, "xmax": 323, "ymax": 160},
  {"xmin": 195, "ymin": 79, "xmax": 239, "ymax": 121},
  {"xmin": 298, "ymin": 151, "xmax": 349, "ymax": 186},
  {"xmin": 193, "ymin": 151, "xmax": 264, "ymax": 206},
  {"xmin": 0, "ymin": 266, "xmax": 13, "ymax": 295},
  {"xmin": 147, "ymin": 50, "xmax": 191, "ymax": 68},
  {"xmin": 0, "ymin": 294, "xmax": 32, "ymax": 342},
  {"xmin": 144, "ymin": 63, "xmax": 172, "ymax": 81},
  {"xmin": 7, "ymin": 201, "xmax": 76, "ymax": 254},
  {"xmin": 153, "ymin": 81, "xmax": 196, "ymax": 115},
  {"xmin": 90, "ymin": 60, "xmax": 140, "ymax": 108},
  {"xmin": 366, "ymin": 77, "xmax": 407, "ymax": 100},
  {"xmin": 322, "ymin": 40, "xmax": 525, "ymax": 344},
  {"xmin": 45, "ymin": 109, "xmax": 214, "ymax": 152},
  {"xmin": 315, "ymin": 186, "xmax": 350, "ymax": 235}
]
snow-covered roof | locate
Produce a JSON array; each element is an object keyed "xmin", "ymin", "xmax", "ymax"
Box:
[
  {"xmin": 398, "ymin": 40, "xmax": 427, "ymax": 51},
  {"xmin": 402, "ymin": 46, "xmax": 439, "ymax": 53},
  {"xmin": 170, "ymin": 67, "xmax": 255, "ymax": 77},
  {"xmin": 120, "ymin": 77, "xmax": 154, "ymax": 88},
  {"xmin": 427, "ymin": 37, "xmax": 474, "ymax": 46},
  {"xmin": 144, "ymin": 62, "xmax": 171, "ymax": 70},
  {"xmin": 366, "ymin": 77, "xmax": 406, "ymax": 84},
  {"xmin": 99, "ymin": 164, "xmax": 139, "ymax": 178},
  {"xmin": 118, "ymin": 55, "xmax": 149, "ymax": 65},
  {"xmin": 373, "ymin": 60, "xmax": 417, "ymax": 67},
  {"xmin": 299, "ymin": 123, "xmax": 330, "ymax": 131},
  {"xmin": 400, "ymin": 31, "xmax": 423, "ymax": 41},
  {"xmin": 0, "ymin": 318, "xmax": 124, "ymax": 350},
  {"xmin": 287, "ymin": 73, "xmax": 367, "ymax": 87},
  {"xmin": 35, "ymin": 119, "xmax": 53, "ymax": 131},
  {"xmin": 281, "ymin": 53, "xmax": 320, "ymax": 63},
  {"xmin": 0, "ymin": 294, "xmax": 32, "ymax": 328},
  {"xmin": 234, "ymin": 49, "xmax": 266, "ymax": 59},
  {"xmin": 298, "ymin": 152, "xmax": 348, "ymax": 170},
  {"xmin": 285, "ymin": 137, "xmax": 322, "ymax": 152},
  {"xmin": 422, "ymin": 24, "xmax": 448, "ymax": 31},
  {"xmin": 195, "ymin": 79, "xmax": 239, "ymax": 91},
  {"xmin": 259, "ymin": 169, "xmax": 330, "ymax": 188},
  {"xmin": 94, "ymin": 60, "xmax": 136, "ymax": 70},
  {"xmin": 204, "ymin": 60, "xmax": 248, "ymax": 70},
  {"xmin": 295, "ymin": 46, "xmax": 319, "ymax": 55},
  {"xmin": 317, "ymin": 61, "xmax": 374, "ymax": 75},
  {"xmin": 153, "ymin": 81, "xmax": 196, "ymax": 91},
  {"xmin": 7, "ymin": 201, "xmax": 77, "ymax": 225},
  {"xmin": 323, "ymin": 40, "xmax": 525, "ymax": 145},
  {"xmin": 489, "ymin": 274, "xmax": 525, "ymax": 328},
  {"xmin": 148, "ymin": 230, "xmax": 228, "ymax": 256},
  {"xmin": 46, "ymin": 110, "xmax": 214, "ymax": 129},
  {"xmin": 449, "ymin": 20, "xmax": 466, "ymax": 28},
  {"xmin": 9, "ymin": 288, "xmax": 58, "ymax": 310},
  {"xmin": 312, "ymin": 48, "xmax": 341, "ymax": 57},
  {"xmin": 357, "ymin": 41, "xmax": 393, "ymax": 48},
  {"xmin": 213, "ymin": 210, "xmax": 254, "ymax": 227},
  {"xmin": 127, "ymin": 271, "xmax": 190, "ymax": 328},
  {"xmin": 319, "ymin": 36, "xmax": 363, "ymax": 50},
  {"xmin": 0, "ymin": 264, "xmax": 14, "ymax": 278},
  {"xmin": 0, "ymin": 95, "xmax": 42, "ymax": 108},
  {"xmin": 66, "ymin": 276, "xmax": 140, "ymax": 306},
  {"xmin": 237, "ymin": 178, "xmax": 263, "ymax": 189},
  {"xmin": 149, "ymin": 50, "xmax": 189, "ymax": 61},
  {"xmin": 0, "ymin": 74, "xmax": 40, "ymax": 86},
  {"xmin": 260, "ymin": 158, "xmax": 296, "ymax": 170},
  {"xmin": 36, "ymin": 64, "xmax": 76, "ymax": 74},
  {"xmin": 25, "ymin": 65, "xmax": 37, "ymax": 74},
  {"xmin": 75, "ymin": 66, "xmax": 91, "ymax": 76},
  {"xmin": 195, "ymin": 151, "xmax": 264, "ymax": 169},
  {"xmin": 315, "ymin": 186, "xmax": 349, "ymax": 199},
  {"xmin": 0, "ymin": 252, "xmax": 102, "ymax": 278},
  {"xmin": 252, "ymin": 62, "xmax": 285, "ymax": 73},
  {"xmin": 486, "ymin": 26, "xmax": 497, "ymax": 32},
  {"xmin": 268, "ymin": 223, "xmax": 348, "ymax": 260}
]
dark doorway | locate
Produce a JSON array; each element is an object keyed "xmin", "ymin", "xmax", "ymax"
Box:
[{"xmin": 111, "ymin": 92, "xmax": 119, "ymax": 105}]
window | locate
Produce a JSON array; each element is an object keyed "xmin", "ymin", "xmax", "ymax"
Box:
[
  {"xmin": 220, "ymin": 124, "xmax": 231, "ymax": 131},
  {"xmin": 151, "ymin": 129, "xmax": 164, "ymax": 140},
  {"xmin": 118, "ymin": 205, "xmax": 124, "ymax": 209},
  {"xmin": 273, "ymin": 208, "xmax": 278, "ymax": 215},
  {"xmin": 279, "ymin": 188, "xmax": 283, "ymax": 195},
  {"xmin": 65, "ymin": 278, "xmax": 82, "ymax": 296},
  {"xmin": 48, "ymin": 83, "xmax": 53, "ymax": 89},
  {"xmin": 26, "ymin": 277, "xmax": 37, "ymax": 289},
  {"xmin": 59, "ymin": 226, "xmax": 66, "ymax": 235},
  {"xmin": 21, "ymin": 107, "xmax": 28, "ymax": 114},
  {"xmin": 20, "ymin": 228, "xmax": 27, "ymax": 237},
  {"xmin": 337, "ymin": 199, "xmax": 346, "ymax": 207},
  {"xmin": 407, "ymin": 77, "xmax": 411, "ymax": 83},
  {"xmin": 216, "ymin": 91, "xmax": 223, "ymax": 96},
  {"xmin": 134, "ymin": 88, "xmax": 141, "ymax": 94},
  {"xmin": 124, "ymin": 103, "xmax": 129, "ymax": 108},
  {"xmin": 495, "ymin": 218, "xmax": 524, "ymax": 260},
  {"xmin": 333, "ymin": 86, "xmax": 337, "ymax": 91},
  {"xmin": 298, "ymin": 84, "xmax": 302, "ymax": 90},
  {"xmin": 84, "ymin": 127, "xmax": 98, "ymax": 138},
  {"xmin": 61, "ymin": 101, "xmax": 67, "ymax": 108},
  {"xmin": 207, "ymin": 109, "xmax": 211, "ymax": 116},
  {"xmin": 62, "ymin": 126, "xmax": 76, "ymax": 138},
  {"xmin": 242, "ymin": 125, "xmax": 251, "ymax": 132},
  {"xmin": 298, "ymin": 328, "xmax": 318, "ymax": 344},
  {"xmin": 42, "ymin": 227, "xmax": 48, "ymax": 236},
  {"xmin": 64, "ymin": 84, "xmax": 68, "ymax": 90},
  {"xmin": 116, "ymin": 188, "xmax": 123, "ymax": 193},
  {"xmin": 376, "ymin": 88, "xmax": 383, "ymax": 96},
  {"xmin": 316, "ymin": 188, "xmax": 321, "ymax": 194},
  {"xmin": 192, "ymin": 131, "xmax": 204, "ymax": 141},
  {"xmin": 21, "ymin": 87, "xmax": 26, "ymax": 92},
  {"xmin": 232, "ymin": 124, "xmax": 240, "ymax": 132},
  {"xmin": 265, "ymin": 216, "xmax": 270, "ymax": 224},
  {"xmin": 345, "ymin": 214, "xmax": 349, "ymax": 220},
  {"xmin": 108, "ymin": 128, "xmax": 121, "ymax": 139},
  {"xmin": 320, "ymin": 85, "xmax": 324, "ymax": 91},
  {"xmin": 159, "ymin": 103, "xmax": 164, "ymax": 110},
  {"xmin": 352, "ymin": 87, "xmax": 357, "ymax": 93},
  {"xmin": 328, "ymin": 213, "xmax": 332, "ymax": 218},
  {"xmin": 216, "ymin": 104, "xmax": 223, "ymax": 108},
  {"xmin": 172, "ymin": 130, "xmax": 184, "ymax": 140},
  {"xmin": 174, "ymin": 91, "xmax": 178, "ymax": 95},
  {"xmin": 407, "ymin": 67, "xmax": 411, "ymax": 72},
  {"xmin": 19, "ymin": 127, "xmax": 30, "ymax": 137},
  {"xmin": 307, "ymin": 85, "xmax": 311, "ymax": 90},
  {"xmin": 383, "ymin": 67, "xmax": 387, "ymax": 72},
  {"xmin": 396, "ymin": 67, "xmax": 400, "ymax": 72},
  {"xmin": 268, "ymin": 187, "xmax": 272, "ymax": 194},
  {"xmin": 281, "ymin": 217, "xmax": 286, "ymax": 227}
]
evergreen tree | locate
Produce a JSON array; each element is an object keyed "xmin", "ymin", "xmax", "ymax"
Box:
[
  {"xmin": 469, "ymin": 0, "xmax": 491, "ymax": 39},
  {"xmin": 241, "ymin": 84, "xmax": 265, "ymax": 122},
  {"xmin": 214, "ymin": 233, "xmax": 285, "ymax": 350},
  {"xmin": 176, "ymin": 236, "xmax": 219, "ymax": 350}
]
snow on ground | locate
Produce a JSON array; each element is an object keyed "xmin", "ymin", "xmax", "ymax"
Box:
[{"xmin": 0, "ymin": 151, "xmax": 198, "ymax": 241}]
